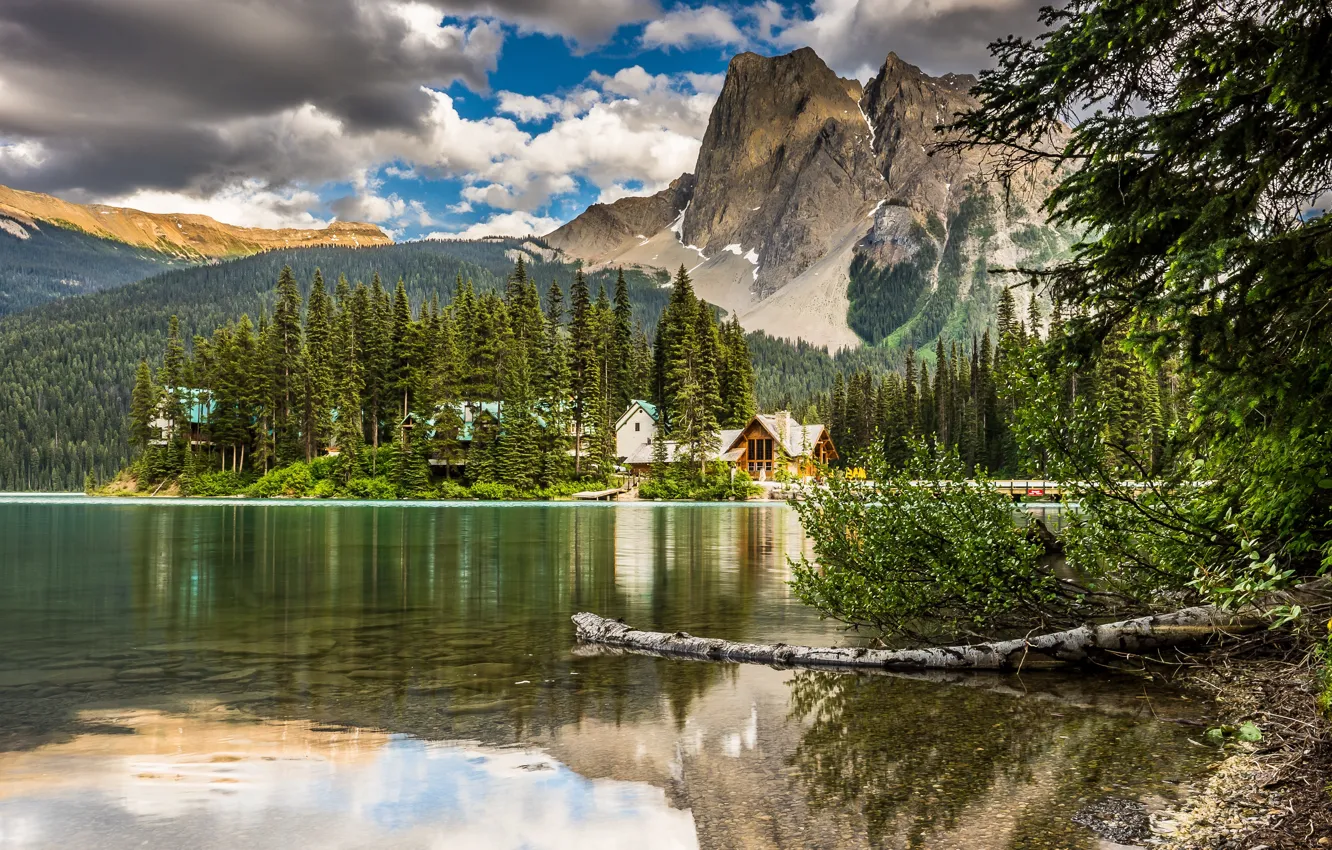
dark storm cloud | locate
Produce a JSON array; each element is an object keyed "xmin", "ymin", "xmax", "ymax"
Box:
[
  {"xmin": 773, "ymin": 0, "xmax": 1050, "ymax": 78},
  {"xmin": 0, "ymin": 0, "xmax": 506, "ymax": 196},
  {"xmin": 436, "ymin": 0, "xmax": 660, "ymax": 45}
]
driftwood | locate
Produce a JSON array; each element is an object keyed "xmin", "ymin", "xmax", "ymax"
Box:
[{"xmin": 571, "ymin": 608, "xmax": 1264, "ymax": 672}]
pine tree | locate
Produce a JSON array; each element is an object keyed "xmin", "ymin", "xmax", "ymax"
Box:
[
  {"xmin": 1025, "ymin": 291, "xmax": 1043, "ymax": 345},
  {"xmin": 537, "ymin": 281, "xmax": 573, "ymax": 484},
  {"xmin": 331, "ymin": 281, "xmax": 364, "ymax": 481},
  {"xmin": 569, "ymin": 271, "xmax": 597, "ymax": 475},
  {"xmin": 270, "ymin": 266, "xmax": 304, "ymax": 464},
  {"xmin": 830, "ymin": 372, "xmax": 847, "ymax": 452},
  {"xmin": 161, "ymin": 315, "xmax": 187, "ymax": 442},
  {"xmin": 129, "ymin": 359, "xmax": 157, "ymax": 452},
  {"xmin": 610, "ymin": 268, "xmax": 635, "ymax": 411},
  {"xmin": 718, "ymin": 317, "xmax": 756, "ymax": 427},
  {"xmin": 302, "ymin": 270, "xmax": 335, "ymax": 461}
]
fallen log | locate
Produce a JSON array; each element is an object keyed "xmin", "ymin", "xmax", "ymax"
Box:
[{"xmin": 571, "ymin": 608, "xmax": 1264, "ymax": 671}]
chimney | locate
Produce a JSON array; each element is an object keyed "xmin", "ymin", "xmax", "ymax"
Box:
[{"xmin": 774, "ymin": 411, "xmax": 792, "ymax": 445}]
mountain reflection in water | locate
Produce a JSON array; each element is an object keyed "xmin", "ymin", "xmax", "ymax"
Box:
[{"xmin": 0, "ymin": 498, "xmax": 1212, "ymax": 849}]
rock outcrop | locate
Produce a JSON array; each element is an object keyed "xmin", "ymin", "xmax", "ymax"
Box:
[
  {"xmin": 0, "ymin": 184, "xmax": 391, "ymax": 259},
  {"xmin": 544, "ymin": 174, "xmax": 695, "ymax": 265},
  {"xmin": 679, "ymin": 48, "xmax": 883, "ymax": 297}
]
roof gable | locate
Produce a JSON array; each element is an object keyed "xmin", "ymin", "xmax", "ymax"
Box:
[{"xmin": 615, "ymin": 399, "xmax": 660, "ymax": 431}]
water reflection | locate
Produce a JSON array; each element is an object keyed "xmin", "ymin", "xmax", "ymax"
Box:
[
  {"xmin": 0, "ymin": 708, "xmax": 697, "ymax": 850},
  {"xmin": 0, "ymin": 498, "xmax": 1213, "ymax": 849}
]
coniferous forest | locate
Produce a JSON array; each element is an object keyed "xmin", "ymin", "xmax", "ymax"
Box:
[
  {"xmin": 117, "ymin": 259, "xmax": 758, "ymax": 500},
  {"xmin": 0, "ymin": 240, "xmax": 670, "ymax": 490},
  {"xmin": 109, "ymin": 245, "xmax": 1177, "ymax": 501}
]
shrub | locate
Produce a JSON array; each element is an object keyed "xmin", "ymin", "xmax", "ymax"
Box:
[
  {"xmin": 640, "ymin": 464, "xmax": 758, "ymax": 501},
  {"xmin": 343, "ymin": 477, "xmax": 398, "ymax": 500},
  {"xmin": 469, "ymin": 481, "xmax": 518, "ymax": 501},
  {"xmin": 246, "ymin": 463, "xmax": 314, "ymax": 498},
  {"xmin": 310, "ymin": 478, "xmax": 337, "ymax": 499},
  {"xmin": 183, "ymin": 470, "xmax": 246, "ymax": 497},
  {"xmin": 788, "ymin": 442, "xmax": 1055, "ymax": 638},
  {"xmin": 435, "ymin": 480, "xmax": 473, "ymax": 500}
]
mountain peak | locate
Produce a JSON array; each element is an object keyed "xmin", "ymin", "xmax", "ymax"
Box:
[{"xmin": 0, "ymin": 184, "xmax": 391, "ymax": 259}]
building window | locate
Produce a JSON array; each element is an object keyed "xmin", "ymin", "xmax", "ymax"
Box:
[
  {"xmin": 747, "ymin": 437, "xmax": 773, "ymax": 462},
  {"xmin": 635, "ymin": 422, "xmax": 640, "ymax": 432}
]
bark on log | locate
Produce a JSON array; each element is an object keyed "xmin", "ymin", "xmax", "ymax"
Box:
[{"xmin": 571, "ymin": 608, "xmax": 1263, "ymax": 671}]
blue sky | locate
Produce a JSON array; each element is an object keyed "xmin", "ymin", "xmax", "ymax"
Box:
[{"xmin": 0, "ymin": 0, "xmax": 1041, "ymax": 240}]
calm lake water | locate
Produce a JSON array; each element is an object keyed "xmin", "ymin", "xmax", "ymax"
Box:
[{"xmin": 0, "ymin": 496, "xmax": 1213, "ymax": 849}]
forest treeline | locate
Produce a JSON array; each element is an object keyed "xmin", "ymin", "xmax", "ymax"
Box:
[
  {"xmin": 810, "ymin": 287, "xmax": 1179, "ymax": 477},
  {"xmin": 0, "ymin": 236, "xmax": 913, "ymax": 491},
  {"xmin": 0, "ymin": 240, "xmax": 674, "ymax": 490},
  {"xmin": 122, "ymin": 259, "xmax": 756, "ymax": 499}
]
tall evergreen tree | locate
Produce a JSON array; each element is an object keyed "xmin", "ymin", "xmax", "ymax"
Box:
[
  {"xmin": 129, "ymin": 360, "xmax": 158, "ymax": 452},
  {"xmin": 269, "ymin": 266, "xmax": 304, "ymax": 463},
  {"xmin": 302, "ymin": 270, "xmax": 335, "ymax": 461}
]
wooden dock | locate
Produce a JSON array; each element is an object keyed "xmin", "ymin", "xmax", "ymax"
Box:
[{"xmin": 572, "ymin": 488, "xmax": 624, "ymax": 501}]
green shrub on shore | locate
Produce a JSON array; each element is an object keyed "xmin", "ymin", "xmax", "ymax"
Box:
[
  {"xmin": 246, "ymin": 463, "xmax": 314, "ymax": 498},
  {"xmin": 640, "ymin": 464, "xmax": 760, "ymax": 501},
  {"xmin": 181, "ymin": 470, "xmax": 245, "ymax": 497}
]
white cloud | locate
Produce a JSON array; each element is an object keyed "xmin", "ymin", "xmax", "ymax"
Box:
[
  {"xmin": 496, "ymin": 92, "xmax": 561, "ymax": 123},
  {"xmin": 426, "ymin": 210, "xmax": 564, "ymax": 240},
  {"xmin": 447, "ymin": 67, "xmax": 717, "ymax": 214},
  {"xmin": 641, "ymin": 5, "xmax": 747, "ymax": 50},
  {"xmin": 597, "ymin": 183, "xmax": 646, "ymax": 204},
  {"xmin": 0, "ymin": 140, "xmax": 46, "ymax": 171},
  {"xmin": 683, "ymin": 72, "xmax": 726, "ymax": 96},
  {"xmin": 98, "ymin": 182, "xmax": 328, "ymax": 230}
]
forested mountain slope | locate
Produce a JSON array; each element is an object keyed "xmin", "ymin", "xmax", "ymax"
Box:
[
  {"xmin": 0, "ymin": 221, "xmax": 189, "ymax": 316},
  {"xmin": 0, "ymin": 183, "xmax": 391, "ymax": 316},
  {"xmin": 0, "ymin": 239, "xmax": 671, "ymax": 490}
]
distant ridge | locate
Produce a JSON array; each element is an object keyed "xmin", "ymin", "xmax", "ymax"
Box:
[{"xmin": 0, "ymin": 184, "xmax": 392, "ymax": 260}]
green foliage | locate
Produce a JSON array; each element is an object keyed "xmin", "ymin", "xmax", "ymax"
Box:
[
  {"xmin": 0, "ymin": 240, "xmax": 670, "ymax": 490},
  {"xmin": 951, "ymin": 0, "xmax": 1332, "ymax": 585},
  {"xmin": 468, "ymin": 481, "xmax": 518, "ymax": 501},
  {"xmin": 847, "ymin": 241, "xmax": 937, "ymax": 345},
  {"xmin": 1204, "ymin": 721, "xmax": 1262, "ymax": 745},
  {"xmin": 343, "ymin": 477, "xmax": 398, "ymax": 500},
  {"xmin": 180, "ymin": 470, "xmax": 245, "ymax": 497},
  {"xmin": 246, "ymin": 462, "xmax": 314, "ymax": 498},
  {"xmin": 639, "ymin": 464, "xmax": 759, "ymax": 501},
  {"xmin": 788, "ymin": 443, "xmax": 1057, "ymax": 637}
]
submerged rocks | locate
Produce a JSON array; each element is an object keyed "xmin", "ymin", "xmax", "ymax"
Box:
[{"xmin": 1072, "ymin": 797, "xmax": 1153, "ymax": 845}]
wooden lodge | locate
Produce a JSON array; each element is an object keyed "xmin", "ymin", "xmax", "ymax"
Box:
[{"xmin": 624, "ymin": 411, "xmax": 837, "ymax": 481}]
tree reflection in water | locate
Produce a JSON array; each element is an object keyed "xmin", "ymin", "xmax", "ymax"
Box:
[{"xmin": 786, "ymin": 670, "xmax": 1212, "ymax": 849}]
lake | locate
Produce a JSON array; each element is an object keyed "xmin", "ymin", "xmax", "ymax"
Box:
[{"xmin": 0, "ymin": 496, "xmax": 1212, "ymax": 849}]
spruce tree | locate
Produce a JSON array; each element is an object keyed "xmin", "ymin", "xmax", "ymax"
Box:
[
  {"xmin": 129, "ymin": 360, "xmax": 158, "ymax": 452},
  {"xmin": 302, "ymin": 270, "xmax": 335, "ymax": 461},
  {"xmin": 610, "ymin": 268, "xmax": 635, "ymax": 411},
  {"xmin": 538, "ymin": 281, "xmax": 573, "ymax": 483},
  {"xmin": 270, "ymin": 266, "xmax": 304, "ymax": 464},
  {"xmin": 568, "ymin": 271, "xmax": 597, "ymax": 475}
]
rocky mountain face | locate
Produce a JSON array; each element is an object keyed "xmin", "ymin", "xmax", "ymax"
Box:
[
  {"xmin": 678, "ymin": 48, "xmax": 882, "ymax": 298},
  {"xmin": 545, "ymin": 174, "xmax": 695, "ymax": 265},
  {"xmin": 0, "ymin": 184, "xmax": 391, "ymax": 259},
  {"xmin": 546, "ymin": 48, "xmax": 1066, "ymax": 353}
]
